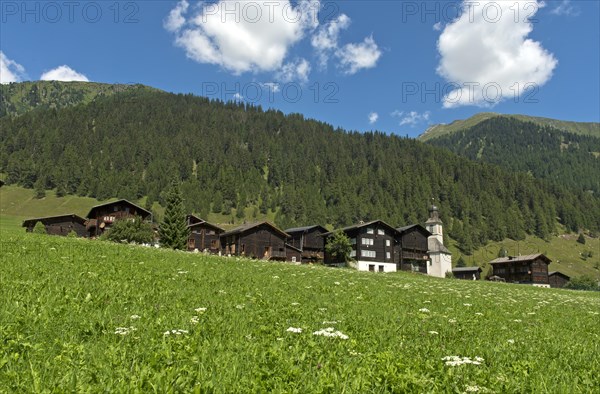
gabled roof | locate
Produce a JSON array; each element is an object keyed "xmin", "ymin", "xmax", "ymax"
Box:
[
  {"xmin": 86, "ymin": 199, "xmax": 151, "ymax": 219},
  {"xmin": 186, "ymin": 214, "xmax": 204, "ymax": 225},
  {"xmin": 188, "ymin": 220, "xmax": 225, "ymax": 233},
  {"xmin": 22, "ymin": 214, "xmax": 87, "ymax": 227},
  {"xmin": 489, "ymin": 253, "xmax": 551, "ymax": 265},
  {"xmin": 285, "ymin": 225, "xmax": 328, "ymax": 234},
  {"xmin": 548, "ymin": 271, "xmax": 570, "ymax": 279},
  {"xmin": 220, "ymin": 221, "xmax": 290, "ymax": 238},
  {"xmin": 428, "ymin": 237, "xmax": 450, "ymax": 254},
  {"xmin": 452, "ymin": 266, "xmax": 482, "ymax": 273},
  {"xmin": 396, "ymin": 224, "xmax": 432, "ymax": 237},
  {"xmin": 323, "ymin": 220, "xmax": 400, "ymax": 237}
]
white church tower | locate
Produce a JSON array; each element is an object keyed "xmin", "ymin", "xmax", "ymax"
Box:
[{"xmin": 425, "ymin": 204, "xmax": 452, "ymax": 278}]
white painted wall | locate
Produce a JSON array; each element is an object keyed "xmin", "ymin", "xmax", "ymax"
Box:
[
  {"xmin": 428, "ymin": 252, "xmax": 452, "ymax": 278},
  {"xmin": 354, "ymin": 260, "xmax": 397, "ymax": 273}
]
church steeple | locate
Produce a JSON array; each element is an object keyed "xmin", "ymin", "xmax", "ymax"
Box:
[{"xmin": 425, "ymin": 203, "xmax": 443, "ymax": 244}]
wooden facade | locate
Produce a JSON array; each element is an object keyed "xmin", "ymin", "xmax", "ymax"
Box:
[
  {"xmin": 452, "ymin": 266, "xmax": 482, "ymax": 280},
  {"xmin": 489, "ymin": 254, "xmax": 551, "ymax": 285},
  {"xmin": 396, "ymin": 225, "xmax": 431, "ymax": 273},
  {"xmin": 548, "ymin": 271, "xmax": 570, "ymax": 288},
  {"xmin": 187, "ymin": 220, "xmax": 225, "ymax": 253},
  {"xmin": 220, "ymin": 222, "xmax": 290, "ymax": 261},
  {"xmin": 285, "ymin": 244, "xmax": 303, "ymax": 263},
  {"xmin": 22, "ymin": 214, "xmax": 87, "ymax": 237},
  {"xmin": 86, "ymin": 199, "xmax": 152, "ymax": 237},
  {"xmin": 285, "ymin": 225, "xmax": 327, "ymax": 263}
]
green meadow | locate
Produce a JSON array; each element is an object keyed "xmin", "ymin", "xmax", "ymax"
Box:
[{"xmin": 1, "ymin": 227, "xmax": 599, "ymax": 392}]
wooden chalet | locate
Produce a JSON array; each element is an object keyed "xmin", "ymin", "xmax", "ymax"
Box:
[
  {"xmin": 452, "ymin": 266, "xmax": 482, "ymax": 280},
  {"xmin": 489, "ymin": 254, "xmax": 551, "ymax": 286},
  {"xmin": 86, "ymin": 199, "xmax": 152, "ymax": 237},
  {"xmin": 548, "ymin": 271, "xmax": 570, "ymax": 288},
  {"xmin": 220, "ymin": 221, "xmax": 291, "ymax": 261},
  {"xmin": 22, "ymin": 214, "xmax": 87, "ymax": 237},
  {"xmin": 324, "ymin": 220, "xmax": 399, "ymax": 272},
  {"xmin": 285, "ymin": 225, "xmax": 327, "ymax": 263},
  {"xmin": 187, "ymin": 219, "xmax": 225, "ymax": 253},
  {"xmin": 395, "ymin": 224, "xmax": 431, "ymax": 273},
  {"xmin": 285, "ymin": 243, "xmax": 303, "ymax": 264},
  {"xmin": 186, "ymin": 214, "xmax": 204, "ymax": 226}
]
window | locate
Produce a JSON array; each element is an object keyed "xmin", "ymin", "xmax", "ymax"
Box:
[
  {"xmin": 377, "ymin": 229, "xmax": 385, "ymax": 235},
  {"xmin": 366, "ymin": 228, "xmax": 374, "ymax": 234},
  {"xmin": 292, "ymin": 257, "xmax": 297, "ymax": 263},
  {"xmin": 211, "ymin": 240, "xmax": 219, "ymax": 249},
  {"xmin": 386, "ymin": 252, "xmax": 391, "ymax": 260},
  {"xmin": 379, "ymin": 265, "xmax": 384, "ymax": 272},
  {"xmin": 386, "ymin": 240, "xmax": 391, "ymax": 247},
  {"xmin": 361, "ymin": 250, "xmax": 376, "ymax": 258},
  {"xmin": 350, "ymin": 250, "xmax": 356, "ymax": 257},
  {"xmin": 113, "ymin": 206, "xmax": 118, "ymax": 212},
  {"xmin": 369, "ymin": 265, "xmax": 375, "ymax": 272},
  {"xmin": 361, "ymin": 238, "xmax": 374, "ymax": 246},
  {"xmin": 125, "ymin": 207, "xmax": 130, "ymax": 214},
  {"xmin": 350, "ymin": 238, "xmax": 356, "ymax": 245}
]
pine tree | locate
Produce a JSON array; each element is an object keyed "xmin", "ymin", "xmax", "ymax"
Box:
[
  {"xmin": 159, "ymin": 180, "xmax": 189, "ymax": 250},
  {"xmin": 576, "ymin": 233, "xmax": 586, "ymax": 245},
  {"xmin": 34, "ymin": 177, "xmax": 46, "ymax": 199},
  {"xmin": 456, "ymin": 256, "xmax": 466, "ymax": 267}
]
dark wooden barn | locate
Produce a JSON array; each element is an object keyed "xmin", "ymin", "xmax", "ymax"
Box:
[
  {"xmin": 22, "ymin": 214, "xmax": 87, "ymax": 237},
  {"xmin": 285, "ymin": 243, "xmax": 303, "ymax": 263},
  {"xmin": 489, "ymin": 254, "xmax": 551, "ymax": 286},
  {"xmin": 220, "ymin": 221, "xmax": 290, "ymax": 261},
  {"xmin": 324, "ymin": 220, "xmax": 399, "ymax": 272},
  {"xmin": 187, "ymin": 219, "xmax": 225, "ymax": 253},
  {"xmin": 395, "ymin": 224, "xmax": 431, "ymax": 273},
  {"xmin": 285, "ymin": 225, "xmax": 327, "ymax": 263},
  {"xmin": 452, "ymin": 266, "xmax": 483, "ymax": 280},
  {"xmin": 548, "ymin": 271, "xmax": 570, "ymax": 288},
  {"xmin": 86, "ymin": 199, "xmax": 152, "ymax": 237}
]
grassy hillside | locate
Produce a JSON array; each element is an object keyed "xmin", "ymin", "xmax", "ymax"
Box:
[
  {"xmin": 1, "ymin": 229, "xmax": 599, "ymax": 392},
  {"xmin": 419, "ymin": 113, "xmax": 600, "ymax": 141},
  {"xmin": 0, "ymin": 81, "xmax": 159, "ymax": 117}
]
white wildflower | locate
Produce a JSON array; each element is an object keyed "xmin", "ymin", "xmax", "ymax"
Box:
[
  {"xmin": 507, "ymin": 339, "xmax": 515, "ymax": 344},
  {"xmin": 272, "ymin": 276, "xmax": 280, "ymax": 279},
  {"xmin": 130, "ymin": 315, "xmax": 141, "ymax": 320},
  {"xmin": 475, "ymin": 312, "xmax": 483, "ymax": 316},
  {"xmin": 313, "ymin": 327, "xmax": 349, "ymax": 340},
  {"xmin": 190, "ymin": 316, "xmax": 200, "ymax": 324},
  {"xmin": 334, "ymin": 282, "xmax": 340, "ymax": 285},
  {"xmin": 463, "ymin": 303, "xmax": 472, "ymax": 307},
  {"xmin": 177, "ymin": 271, "xmax": 188, "ymax": 274},
  {"xmin": 322, "ymin": 320, "xmax": 339, "ymax": 324},
  {"xmin": 465, "ymin": 385, "xmax": 481, "ymax": 392},
  {"xmin": 291, "ymin": 302, "xmax": 300, "ymax": 306},
  {"xmin": 514, "ymin": 319, "xmax": 522, "ymax": 323},
  {"xmin": 448, "ymin": 319, "xmax": 457, "ymax": 323},
  {"xmin": 194, "ymin": 307, "xmax": 207, "ymax": 313},
  {"xmin": 428, "ymin": 331, "xmax": 439, "ymax": 335},
  {"xmin": 419, "ymin": 308, "xmax": 430, "ymax": 313},
  {"xmin": 114, "ymin": 326, "xmax": 136, "ymax": 335},
  {"xmin": 286, "ymin": 327, "xmax": 302, "ymax": 333},
  {"xmin": 164, "ymin": 329, "xmax": 188, "ymax": 336},
  {"xmin": 318, "ymin": 308, "xmax": 327, "ymax": 312},
  {"xmin": 236, "ymin": 304, "xmax": 245, "ymax": 310}
]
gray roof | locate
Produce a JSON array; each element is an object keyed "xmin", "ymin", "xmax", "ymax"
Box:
[
  {"xmin": 396, "ymin": 224, "xmax": 431, "ymax": 236},
  {"xmin": 548, "ymin": 271, "xmax": 570, "ymax": 279},
  {"xmin": 23, "ymin": 214, "xmax": 87, "ymax": 227},
  {"xmin": 428, "ymin": 237, "xmax": 450, "ymax": 254},
  {"xmin": 86, "ymin": 199, "xmax": 151, "ymax": 219},
  {"xmin": 221, "ymin": 221, "xmax": 289, "ymax": 238},
  {"xmin": 285, "ymin": 225, "xmax": 327, "ymax": 234},
  {"xmin": 323, "ymin": 220, "xmax": 399, "ymax": 236},
  {"xmin": 452, "ymin": 266, "xmax": 482, "ymax": 273},
  {"xmin": 489, "ymin": 253, "xmax": 551, "ymax": 264}
]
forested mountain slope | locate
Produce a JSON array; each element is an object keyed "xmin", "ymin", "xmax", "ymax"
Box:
[
  {"xmin": 1, "ymin": 84, "xmax": 598, "ymax": 254},
  {"xmin": 426, "ymin": 117, "xmax": 600, "ymax": 194},
  {"xmin": 0, "ymin": 81, "xmax": 158, "ymax": 117},
  {"xmin": 419, "ymin": 113, "xmax": 600, "ymax": 141}
]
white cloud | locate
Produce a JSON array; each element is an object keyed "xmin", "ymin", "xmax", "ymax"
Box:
[
  {"xmin": 368, "ymin": 112, "xmax": 379, "ymax": 124},
  {"xmin": 276, "ymin": 58, "xmax": 311, "ymax": 83},
  {"xmin": 0, "ymin": 52, "xmax": 26, "ymax": 84},
  {"xmin": 40, "ymin": 65, "xmax": 89, "ymax": 82},
  {"xmin": 336, "ymin": 36, "xmax": 382, "ymax": 75},
  {"xmin": 392, "ymin": 110, "xmax": 431, "ymax": 126},
  {"xmin": 433, "ymin": 22, "xmax": 443, "ymax": 31},
  {"xmin": 311, "ymin": 14, "xmax": 351, "ymax": 67},
  {"xmin": 164, "ymin": 0, "xmax": 189, "ymax": 32},
  {"xmin": 437, "ymin": 0, "xmax": 557, "ymax": 108},
  {"xmin": 233, "ymin": 92, "xmax": 244, "ymax": 101},
  {"xmin": 551, "ymin": 0, "xmax": 579, "ymax": 16},
  {"xmin": 167, "ymin": 0, "xmax": 319, "ymax": 75},
  {"xmin": 261, "ymin": 82, "xmax": 280, "ymax": 93}
]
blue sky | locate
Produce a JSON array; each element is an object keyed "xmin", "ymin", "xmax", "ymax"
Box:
[{"xmin": 1, "ymin": 0, "xmax": 598, "ymax": 137}]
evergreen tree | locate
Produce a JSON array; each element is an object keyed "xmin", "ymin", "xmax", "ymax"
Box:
[
  {"xmin": 456, "ymin": 256, "xmax": 466, "ymax": 267},
  {"xmin": 577, "ymin": 233, "xmax": 586, "ymax": 245},
  {"xmin": 33, "ymin": 221, "xmax": 46, "ymax": 234},
  {"xmin": 159, "ymin": 180, "xmax": 189, "ymax": 250},
  {"xmin": 34, "ymin": 177, "xmax": 46, "ymax": 199},
  {"xmin": 103, "ymin": 217, "xmax": 154, "ymax": 244}
]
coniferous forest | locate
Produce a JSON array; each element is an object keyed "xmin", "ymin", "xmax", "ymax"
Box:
[{"xmin": 1, "ymin": 84, "xmax": 599, "ymax": 253}]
